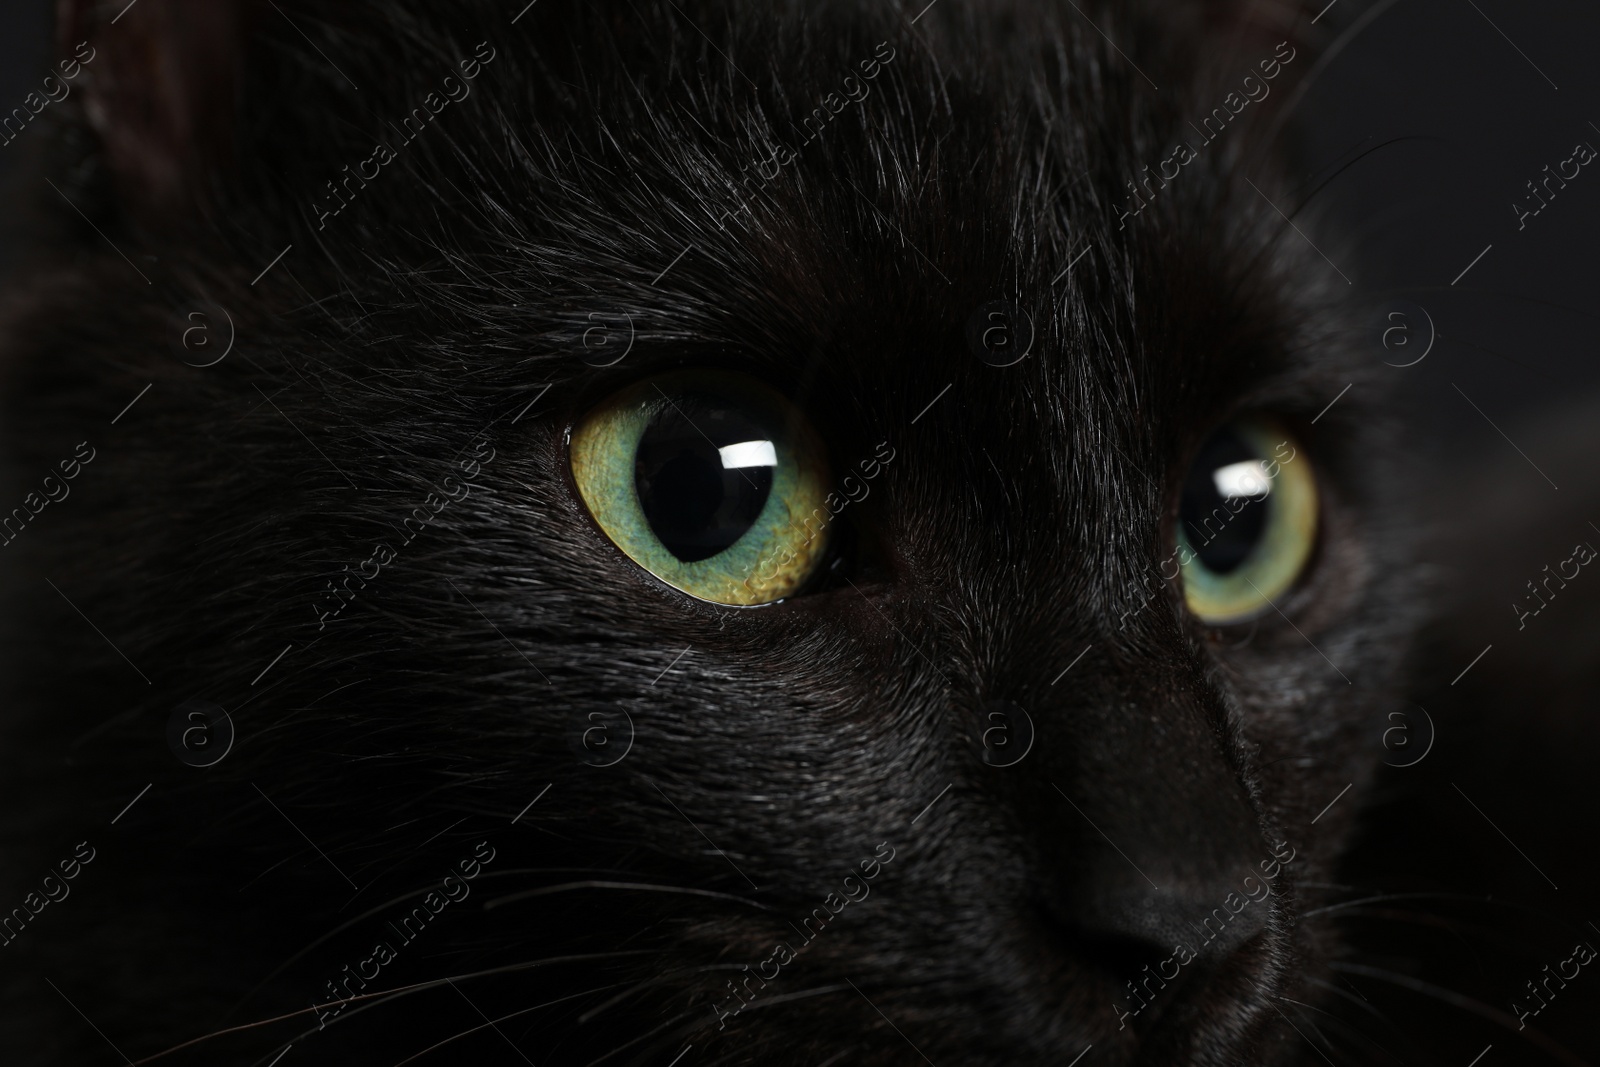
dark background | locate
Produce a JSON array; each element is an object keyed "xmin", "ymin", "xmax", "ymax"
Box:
[{"xmin": 2, "ymin": 1, "xmax": 1597, "ymax": 1064}]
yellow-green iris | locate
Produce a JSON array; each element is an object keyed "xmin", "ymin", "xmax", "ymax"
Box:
[
  {"xmin": 569, "ymin": 370, "xmax": 831, "ymax": 606},
  {"xmin": 1176, "ymin": 418, "xmax": 1318, "ymax": 624}
]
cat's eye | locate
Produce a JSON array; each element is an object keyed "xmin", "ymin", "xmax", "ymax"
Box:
[
  {"xmin": 568, "ymin": 370, "xmax": 832, "ymax": 606},
  {"xmin": 1175, "ymin": 418, "xmax": 1318, "ymax": 625}
]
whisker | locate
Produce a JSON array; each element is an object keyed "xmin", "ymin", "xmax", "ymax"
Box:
[
  {"xmin": 1303, "ymin": 890, "xmax": 1504, "ymax": 919},
  {"xmin": 1256, "ymin": 0, "xmax": 1408, "ymax": 152},
  {"xmin": 1329, "ymin": 961, "xmax": 1589, "ymax": 1067},
  {"xmin": 582, "ymin": 1005, "xmax": 708, "ymax": 1067},
  {"xmin": 1280, "ymin": 995, "xmax": 1406, "ymax": 1066},
  {"xmin": 1289, "ymin": 136, "xmax": 1449, "ymax": 218},
  {"xmin": 484, "ymin": 880, "xmax": 773, "ymax": 913},
  {"xmin": 1303, "ymin": 976, "xmax": 1386, "ymax": 1022},
  {"xmin": 228, "ymin": 866, "xmax": 633, "ymax": 1014},
  {"xmin": 388, "ymin": 983, "xmax": 627, "ymax": 1067},
  {"xmin": 578, "ymin": 964, "xmax": 744, "ymax": 1023},
  {"xmin": 134, "ymin": 952, "xmax": 653, "ymax": 1064}
]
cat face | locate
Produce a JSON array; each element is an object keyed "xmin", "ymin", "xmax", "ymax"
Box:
[{"xmin": 0, "ymin": 1, "xmax": 1418, "ymax": 1063}]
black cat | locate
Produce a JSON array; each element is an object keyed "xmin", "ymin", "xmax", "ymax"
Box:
[{"xmin": 2, "ymin": 1, "xmax": 1582, "ymax": 1065}]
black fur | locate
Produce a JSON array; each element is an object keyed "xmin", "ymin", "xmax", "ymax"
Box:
[{"xmin": 0, "ymin": 1, "xmax": 1434, "ymax": 1063}]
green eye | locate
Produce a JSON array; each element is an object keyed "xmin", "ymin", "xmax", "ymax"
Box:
[
  {"xmin": 1175, "ymin": 418, "xmax": 1318, "ymax": 624},
  {"xmin": 569, "ymin": 370, "xmax": 832, "ymax": 606}
]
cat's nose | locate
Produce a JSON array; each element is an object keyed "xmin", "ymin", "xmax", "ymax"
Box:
[
  {"xmin": 1047, "ymin": 770, "xmax": 1278, "ymax": 967},
  {"xmin": 1035, "ymin": 692, "xmax": 1284, "ymax": 976},
  {"xmin": 1066, "ymin": 862, "xmax": 1274, "ymax": 963}
]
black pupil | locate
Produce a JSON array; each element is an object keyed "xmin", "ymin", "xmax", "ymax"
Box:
[
  {"xmin": 1179, "ymin": 427, "xmax": 1271, "ymax": 574},
  {"xmin": 634, "ymin": 401, "xmax": 775, "ymax": 563}
]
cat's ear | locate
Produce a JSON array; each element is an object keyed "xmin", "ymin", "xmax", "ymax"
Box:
[{"xmin": 57, "ymin": 0, "xmax": 252, "ymax": 220}]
